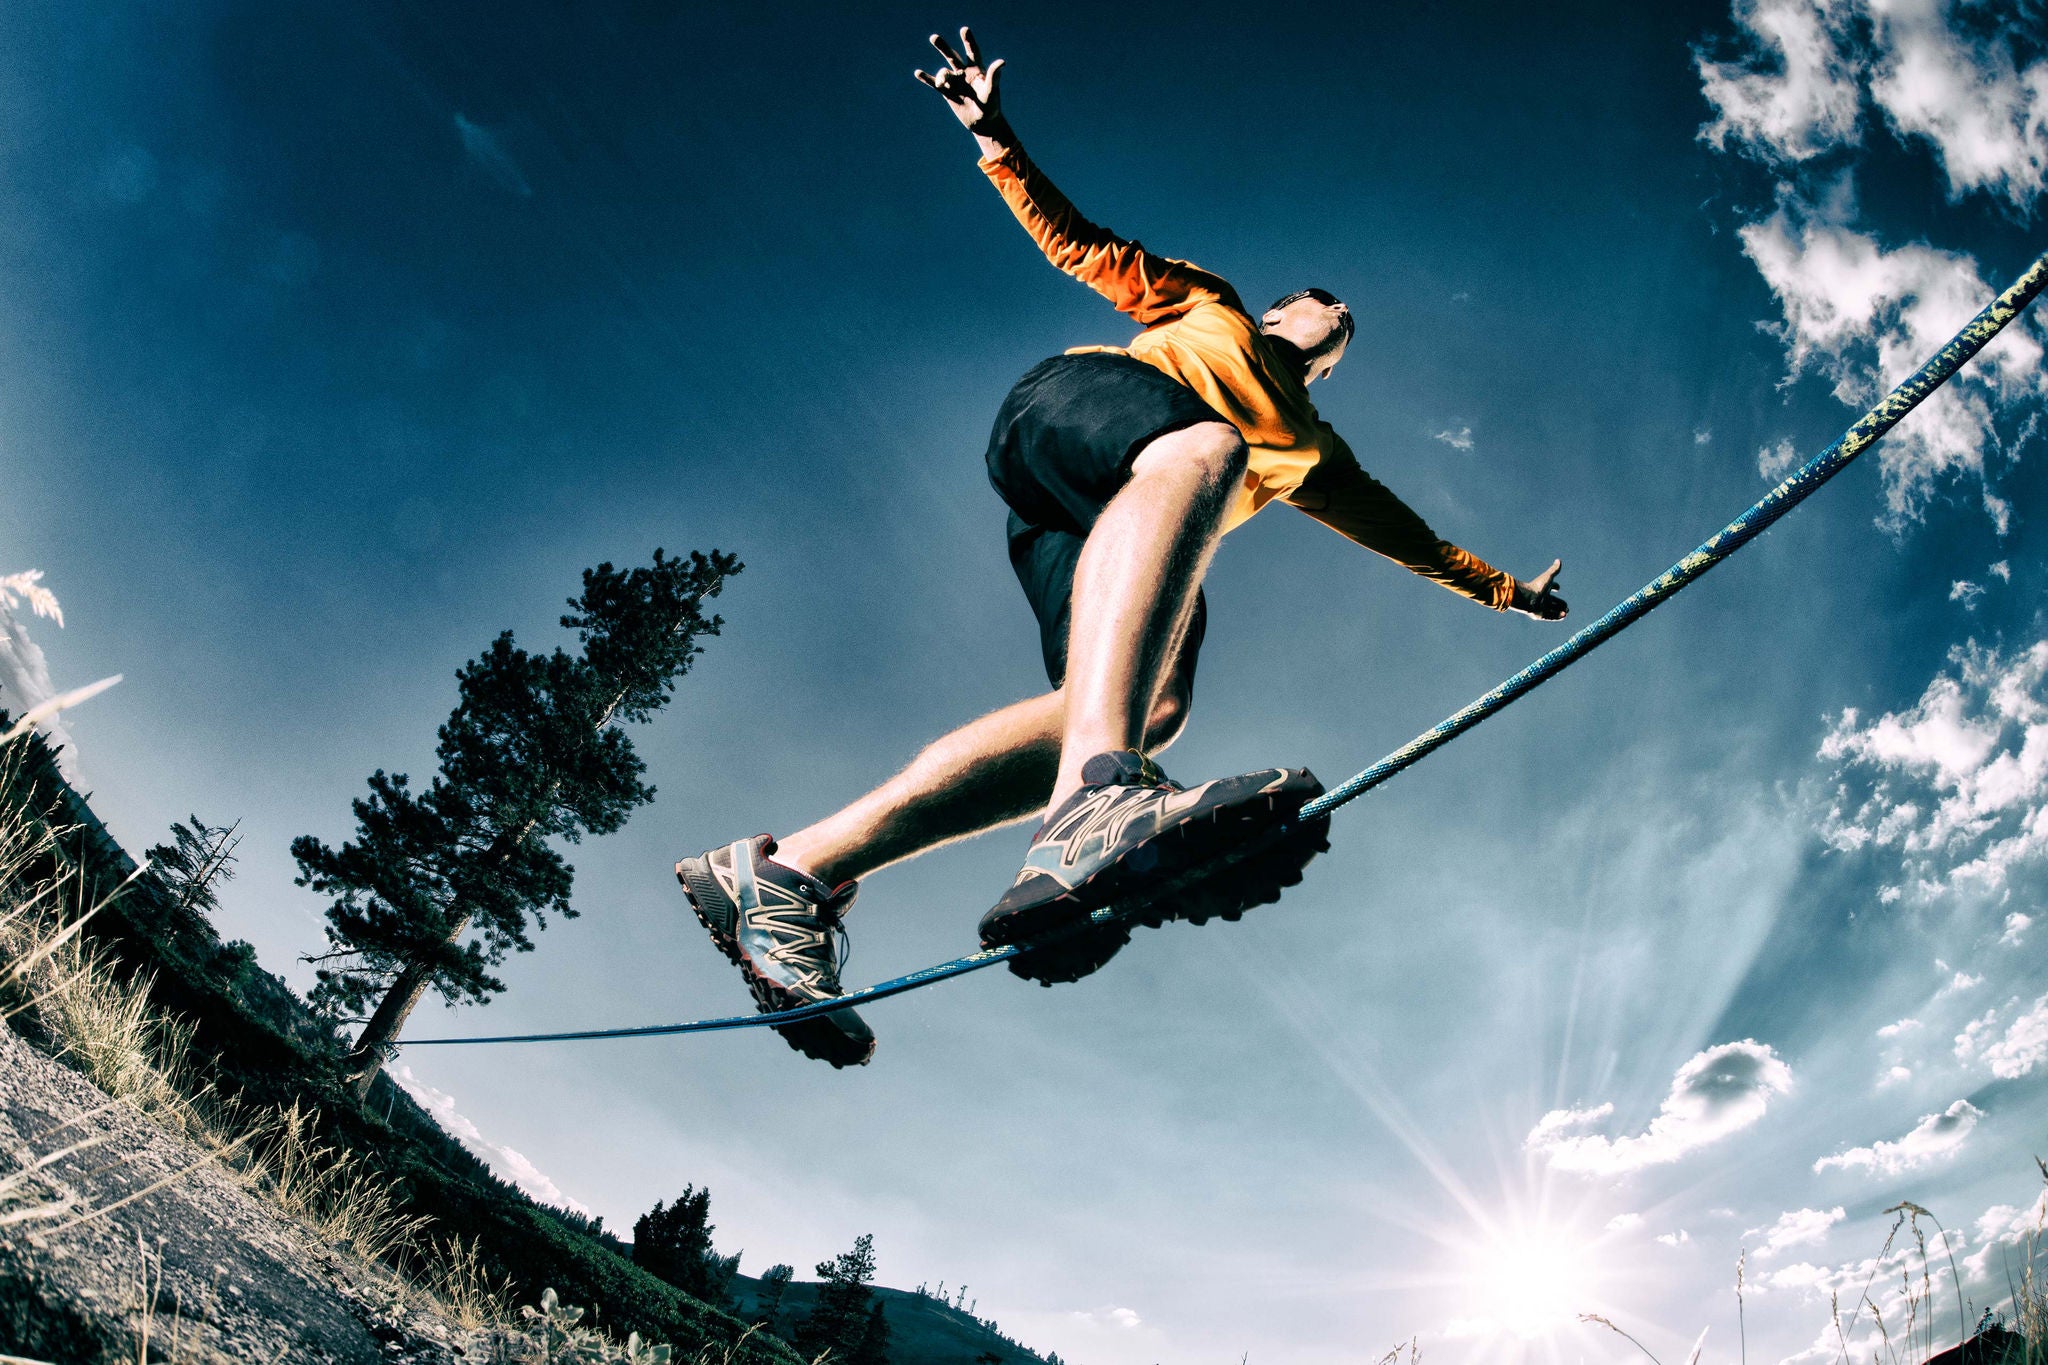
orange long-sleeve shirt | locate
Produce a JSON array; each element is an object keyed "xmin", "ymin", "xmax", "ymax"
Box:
[{"xmin": 980, "ymin": 142, "xmax": 1519, "ymax": 611}]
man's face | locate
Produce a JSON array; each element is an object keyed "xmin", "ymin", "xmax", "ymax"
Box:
[{"xmin": 1259, "ymin": 293, "xmax": 1351, "ymax": 382}]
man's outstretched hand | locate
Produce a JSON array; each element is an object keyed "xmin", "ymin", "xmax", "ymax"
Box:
[
  {"xmin": 1512, "ymin": 559, "xmax": 1569, "ymax": 621},
  {"xmin": 915, "ymin": 27, "xmax": 1010, "ymax": 145}
]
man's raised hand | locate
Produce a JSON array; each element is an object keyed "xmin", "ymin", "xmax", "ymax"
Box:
[
  {"xmin": 1512, "ymin": 559, "xmax": 1569, "ymax": 622},
  {"xmin": 915, "ymin": 27, "xmax": 1007, "ymax": 138}
]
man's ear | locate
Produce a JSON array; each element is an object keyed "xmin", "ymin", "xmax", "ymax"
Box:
[{"xmin": 1260, "ymin": 309, "xmax": 1282, "ymax": 329}]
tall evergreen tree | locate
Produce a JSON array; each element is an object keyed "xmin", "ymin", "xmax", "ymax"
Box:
[
  {"xmin": 147, "ymin": 815, "xmax": 241, "ymax": 924},
  {"xmin": 754, "ymin": 1263, "xmax": 794, "ymax": 1335},
  {"xmin": 293, "ymin": 549, "xmax": 739, "ymax": 1094},
  {"xmin": 850, "ymin": 1300, "xmax": 891, "ymax": 1365},
  {"xmin": 795, "ymin": 1233, "xmax": 880, "ymax": 1362},
  {"xmin": 631, "ymin": 1184, "xmax": 740, "ymax": 1307}
]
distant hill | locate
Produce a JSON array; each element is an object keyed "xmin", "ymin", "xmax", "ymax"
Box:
[{"xmin": 731, "ymin": 1274, "xmax": 1057, "ymax": 1365}]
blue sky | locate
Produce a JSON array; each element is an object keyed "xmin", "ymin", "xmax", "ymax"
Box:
[{"xmin": 3, "ymin": 1, "xmax": 2046, "ymax": 1360}]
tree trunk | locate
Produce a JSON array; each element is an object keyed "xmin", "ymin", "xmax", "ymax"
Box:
[
  {"xmin": 342, "ymin": 908, "xmax": 473, "ymax": 1098},
  {"xmin": 339, "ymin": 654, "xmax": 663, "ymax": 1100}
]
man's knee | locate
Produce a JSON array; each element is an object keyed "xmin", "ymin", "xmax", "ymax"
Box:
[
  {"xmin": 1146, "ymin": 686, "xmax": 1192, "ymax": 748},
  {"xmin": 1129, "ymin": 420, "xmax": 1247, "ymax": 487}
]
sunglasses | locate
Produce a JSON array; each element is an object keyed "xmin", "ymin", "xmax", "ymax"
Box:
[{"xmin": 1268, "ymin": 288, "xmax": 1354, "ymax": 339}]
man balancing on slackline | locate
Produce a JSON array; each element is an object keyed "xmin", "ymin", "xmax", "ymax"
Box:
[{"xmin": 674, "ymin": 27, "xmax": 1569, "ymax": 1068}]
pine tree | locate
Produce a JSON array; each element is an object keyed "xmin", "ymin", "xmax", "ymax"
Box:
[
  {"xmin": 795, "ymin": 1233, "xmax": 879, "ymax": 1362},
  {"xmin": 754, "ymin": 1263, "xmax": 793, "ymax": 1334},
  {"xmin": 850, "ymin": 1299, "xmax": 891, "ymax": 1365},
  {"xmin": 146, "ymin": 815, "xmax": 241, "ymax": 926},
  {"xmin": 294, "ymin": 549, "xmax": 739, "ymax": 1094},
  {"xmin": 631, "ymin": 1184, "xmax": 741, "ymax": 1307}
]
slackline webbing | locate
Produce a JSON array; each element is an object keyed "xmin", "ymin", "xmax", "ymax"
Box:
[{"xmin": 401, "ymin": 246, "xmax": 2048, "ymax": 1050}]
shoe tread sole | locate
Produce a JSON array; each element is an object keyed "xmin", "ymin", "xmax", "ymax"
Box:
[
  {"xmin": 995, "ymin": 774, "xmax": 1331, "ymax": 985},
  {"xmin": 985, "ymin": 776, "xmax": 1314, "ymax": 944}
]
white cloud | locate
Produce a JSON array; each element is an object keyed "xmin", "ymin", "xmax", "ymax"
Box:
[
  {"xmin": 391, "ymin": 1064, "xmax": 589, "ymax": 1215},
  {"xmin": 1071, "ymin": 1306, "xmax": 1143, "ymax": 1330},
  {"xmin": 1875, "ymin": 1017, "xmax": 1920, "ymax": 1038},
  {"xmin": 1818, "ymin": 640, "xmax": 2048, "ymax": 891},
  {"xmin": 1990, "ymin": 559, "xmax": 2012, "ymax": 581},
  {"xmin": 1605, "ymin": 1212, "xmax": 1645, "ymax": 1232},
  {"xmin": 1694, "ymin": 427, "xmax": 1714, "ymax": 445},
  {"xmin": 1737, "ymin": 206, "xmax": 2045, "ymax": 526},
  {"xmin": 1876, "ymin": 1063, "xmax": 1912, "ymax": 1087},
  {"xmin": 2000, "ymin": 910, "xmax": 2031, "ymax": 945},
  {"xmin": 1955, "ymin": 993, "xmax": 2048, "ymax": 1079},
  {"xmin": 1864, "ymin": 0, "xmax": 2048, "ymax": 208},
  {"xmin": 1526, "ymin": 1040, "xmax": 1793, "ymax": 1175},
  {"xmin": 1700, "ymin": 3, "xmax": 2048, "ymax": 530},
  {"xmin": 1433, "ymin": 425, "xmax": 1474, "ymax": 451},
  {"xmin": 1699, "ymin": 0, "xmax": 2048, "ymax": 211},
  {"xmin": 1758, "ymin": 436, "xmax": 1802, "ymax": 478},
  {"xmin": 1657, "ymin": 1229, "xmax": 1693, "ymax": 1246},
  {"xmin": 0, "ymin": 603, "xmax": 81, "ymax": 782},
  {"xmin": 1983, "ymin": 999, "xmax": 2048, "ymax": 1077},
  {"xmin": 1746, "ymin": 1206, "xmax": 1846, "ymax": 1258},
  {"xmin": 1697, "ymin": 0, "xmax": 1864, "ymax": 162},
  {"xmin": 1962, "ymin": 1189, "xmax": 2048, "ymax": 1279},
  {"xmin": 1955, "ymin": 1007, "xmax": 2000, "ymax": 1061},
  {"xmin": 1938, "ymin": 969, "xmax": 1983, "ymax": 994},
  {"xmin": 1812, "ymin": 1097, "xmax": 1983, "ymax": 1175},
  {"xmin": 1760, "ymin": 1259, "xmax": 1839, "ymax": 1296},
  {"xmin": 1949, "ymin": 579, "xmax": 1984, "ymax": 608}
]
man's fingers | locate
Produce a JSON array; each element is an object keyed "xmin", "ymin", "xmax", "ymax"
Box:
[
  {"xmin": 983, "ymin": 57, "xmax": 1005, "ymax": 90},
  {"xmin": 913, "ymin": 67, "xmax": 939, "ymax": 88},
  {"xmin": 959, "ymin": 26, "xmax": 982, "ymax": 65},
  {"xmin": 929, "ymin": 33, "xmax": 966, "ymax": 70}
]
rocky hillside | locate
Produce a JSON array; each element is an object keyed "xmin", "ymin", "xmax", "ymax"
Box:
[
  {"xmin": 0, "ymin": 1018, "xmax": 484, "ymax": 1364},
  {"xmin": 0, "ymin": 724, "xmax": 1061, "ymax": 1365}
]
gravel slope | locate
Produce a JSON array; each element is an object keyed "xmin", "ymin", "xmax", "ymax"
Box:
[{"xmin": 0, "ymin": 1022, "xmax": 489, "ymax": 1365}]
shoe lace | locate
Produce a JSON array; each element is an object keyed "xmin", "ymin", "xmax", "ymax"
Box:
[{"xmin": 812, "ymin": 888, "xmax": 855, "ymax": 980}]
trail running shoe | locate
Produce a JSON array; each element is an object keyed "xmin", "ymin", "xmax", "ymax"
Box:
[
  {"xmin": 981, "ymin": 751, "xmax": 1329, "ymax": 982},
  {"xmin": 675, "ymin": 835, "xmax": 876, "ymax": 1068}
]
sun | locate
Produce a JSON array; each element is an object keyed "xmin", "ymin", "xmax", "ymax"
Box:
[{"xmin": 1461, "ymin": 1223, "xmax": 1602, "ymax": 1338}]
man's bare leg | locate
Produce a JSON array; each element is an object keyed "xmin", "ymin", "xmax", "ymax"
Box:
[
  {"xmin": 1050, "ymin": 420, "xmax": 1244, "ymax": 812},
  {"xmin": 773, "ymin": 685, "xmax": 1189, "ymax": 888},
  {"xmin": 776, "ymin": 421, "xmax": 1236, "ymax": 884}
]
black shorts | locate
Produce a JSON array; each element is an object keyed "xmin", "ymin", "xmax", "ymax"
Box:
[{"xmin": 984, "ymin": 352, "xmax": 1221, "ymax": 690}]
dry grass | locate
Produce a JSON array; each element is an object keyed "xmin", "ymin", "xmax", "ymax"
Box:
[
  {"xmin": 0, "ymin": 594, "xmax": 589, "ymax": 1353},
  {"xmin": 0, "ymin": 569, "xmax": 64, "ymax": 627},
  {"xmin": 413, "ymin": 1232, "xmax": 515, "ymax": 1331},
  {"xmin": 1576, "ymin": 1174, "xmax": 2047, "ymax": 1365},
  {"xmin": 0, "ymin": 748, "xmax": 520, "ymax": 1343},
  {"xmin": 1995, "ymin": 1172, "xmax": 2048, "ymax": 1363},
  {"xmin": 37, "ymin": 944, "xmax": 201, "ymax": 1134},
  {"xmin": 245, "ymin": 1099, "xmax": 432, "ymax": 1267}
]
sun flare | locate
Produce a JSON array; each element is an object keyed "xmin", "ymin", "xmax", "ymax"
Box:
[{"xmin": 1463, "ymin": 1225, "xmax": 1602, "ymax": 1338}]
